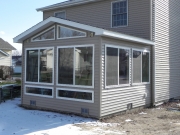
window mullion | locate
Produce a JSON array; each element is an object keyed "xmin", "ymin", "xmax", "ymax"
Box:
[
  {"xmin": 118, "ymin": 48, "xmax": 119, "ymax": 85},
  {"xmin": 141, "ymin": 51, "xmax": 142, "ymax": 83},
  {"xmin": 38, "ymin": 49, "xmax": 40, "ymax": 83},
  {"xmin": 73, "ymin": 47, "xmax": 75, "ymax": 85}
]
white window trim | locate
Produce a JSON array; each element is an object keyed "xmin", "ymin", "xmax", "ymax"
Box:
[
  {"xmin": 25, "ymin": 85, "xmax": 54, "ymax": 98},
  {"xmin": 54, "ymin": 10, "xmax": 66, "ymax": 18},
  {"xmin": 56, "ymin": 44, "xmax": 94, "ymax": 89},
  {"xmin": 31, "ymin": 26, "xmax": 55, "ymax": 42},
  {"xmin": 56, "ymin": 25, "xmax": 87, "ymax": 40},
  {"xmin": 111, "ymin": 0, "xmax": 128, "ymax": 28},
  {"xmin": 56, "ymin": 88, "xmax": 94, "ymax": 103},
  {"xmin": 132, "ymin": 48, "xmax": 150, "ymax": 85},
  {"xmin": 25, "ymin": 47, "xmax": 54, "ymax": 85},
  {"xmin": 105, "ymin": 44, "xmax": 130, "ymax": 89}
]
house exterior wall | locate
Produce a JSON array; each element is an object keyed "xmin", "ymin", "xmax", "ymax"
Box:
[
  {"xmin": 43, "ymin": 0, "xmax": 151, "ymax": 40},
  {"xmin": 0, "ymin": 50, "xmax": 12, "ymax": 66},
  {"xmin": 154, "ymin": 0, "xmax": 180, "ymax": 102},
  {"xmin": 100, "ymin": 37, "xmax": 152, "ymax": 117},
  {"xmin": 22, "ymin": 33, "xmax": 102, "ymax": 118}
]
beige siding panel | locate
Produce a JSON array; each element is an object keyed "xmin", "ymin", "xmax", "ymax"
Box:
[
  {"xmin": 100, "ymin": 37, "xmax": 152, "ymax": 117},
  {"xmin": 0, "ymin": 50, "xmax": 12, "ymax": 66},
  {"xmin": 43, "ymin": 0, "xmax": 151, "ymax": 40},
  {"xmin": 22, "ymin": 35, "xmax": 101, "ymax": 118},
  {"xmin": 154, "ymin": 0, "xmax": 180, "ymax": 102}
]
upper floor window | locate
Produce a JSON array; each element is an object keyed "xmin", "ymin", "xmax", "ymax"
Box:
[
  {"xmin": 112, "ymin": 0, "xmax": 128, "ymax": 27},
  {"xmin": 54, "ymin": 11, "xmax": 66, "ymax": 19}
]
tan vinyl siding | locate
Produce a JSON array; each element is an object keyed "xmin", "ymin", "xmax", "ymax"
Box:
[
  {"xmin": 43, "ymin": 0, "xmax": 151, "ymax": 40},
  {"xmin": 100, "ymin": 37, "xmax": 151, "ymax": 117},
  {"xmin": 154, "ymin": 0, "xmax": 180, "ymax": 102},
  {"xmin": 0, "ymin": 50, "xmax": 12, "ymax": 66},
  {"xmin": 22, "ymin": 35, "xmax": 101, "ymax": 118}
]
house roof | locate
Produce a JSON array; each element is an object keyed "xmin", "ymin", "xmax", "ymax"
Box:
[
  {"xmin": 37, "ymin": 0, "xmax": 101, "ymax": 12},
  {"xmin": 0, "ymin": 38, "xmax": 16, "ymax": 50},
  {"xmin": 13, "ymin": 17, "xmax": 154, "ymax": 46}
]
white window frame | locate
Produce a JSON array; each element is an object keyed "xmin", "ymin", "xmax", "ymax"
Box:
[
  {"xmin": 56, "ymin": 88, "xmax": 94, "ymax": 103},
  {"xmin": 57, "ymin": 25, "xmax": 87, "ymax": 40},
  {"xmin": 54, "ymin": 10, "xmax": 66, "ymax": 19},
  {"xmin": 56, "ymin": 44, "xmax": 94, "ymax": 88},
  {"xmin": 25, "ymin": 85, "xmax": 54, "ymax": 98},
  {"xmin": 31, "ymin": 26, "xmax": 55, "ymax": 42},
  {"xmin": 25, "ymin": 47, "xmax": 54, "ymax": 85},
  {"xmin": 111, "ymin": 0, "xmax": 128, "ymax": 28},
  {"xmin": 105, "ymin": 44, "xmax": 130, "ymax": 88},
  {"xmin": 132, "ymin": 48, "xmax": 150, "ymax": 85}
]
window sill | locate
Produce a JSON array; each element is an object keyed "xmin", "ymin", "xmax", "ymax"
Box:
[{"xmin": 105, "ymin": 84, "xmax": 130, "ymax": 89}]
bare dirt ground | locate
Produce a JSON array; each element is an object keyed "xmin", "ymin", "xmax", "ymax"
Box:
[{"xmin": 76, "ymin": 101, "xmax": 180, "ymax": 135}]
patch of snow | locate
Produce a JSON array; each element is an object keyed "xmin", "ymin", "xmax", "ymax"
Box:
[
  {"xmin": 139, "ymin": 112, "xmax": 147, "ymax": 115},
  {"xmin": 0, "ymin": 98, "xmax": 97, "ymax": 135},
  {"xmin": 125, "ymin": 119, "xmax": 133, "ymax": 122}
]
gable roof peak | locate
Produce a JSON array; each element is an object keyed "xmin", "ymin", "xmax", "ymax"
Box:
[{"xmin": 0, "ymin": 38, "xmax": 16, "ymax": 50}]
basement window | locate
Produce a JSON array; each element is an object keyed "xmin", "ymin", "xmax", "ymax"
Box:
[
  {"xmin": 56, "ymin": 88, "xmax": 94, "ymax": 103},
  {"xmin": 25, "ymin": 85, "xmax": 53, "ymax": 98}
]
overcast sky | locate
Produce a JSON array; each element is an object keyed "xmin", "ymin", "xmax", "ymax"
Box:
[{"xmin": 0, "ymin": 0, "xmax": 65, "ymax": 51}]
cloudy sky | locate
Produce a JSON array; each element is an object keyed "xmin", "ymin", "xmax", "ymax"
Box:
[{"xmin": 0, "ymin": 0, "xmax": 65, "ymax": 51}]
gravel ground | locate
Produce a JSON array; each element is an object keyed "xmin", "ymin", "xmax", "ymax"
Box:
[{"xmin": 76, "ymin": 101, "xmax": 180, "ymax": 135}]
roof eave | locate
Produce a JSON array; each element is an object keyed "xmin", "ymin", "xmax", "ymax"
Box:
[
  {"xmin": 36, "ymin": 0, "xmax": 100, "ymax": 12},
  {"xmin": 101, "ymin": 30, "xmax": 154, "ymax": 46}
]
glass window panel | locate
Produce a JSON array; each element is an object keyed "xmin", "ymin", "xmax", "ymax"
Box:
[
  {"xmin": 26, "ymin": 50, "xmax": 38, "ymax": 82},
  {"xmin": 106, "ymin": 47, "xmax": 118, "ymax": 86},
  {"xmin": 58, "ymin": 48, "xmax": 74, "ymax": 84},
  {"xmin": 58, "ymin": 26, "xmax": 86, "ymax": 39},
  {"xmin": 32, "ymin": 28, "xmax": 55, "ymax": 41},
  {"xmin": 142, "ymin": 52, "xmax": 149, "ymax": 82},
  {"xmin": 55, "ymin": 11, "xmax": 66, "ymax": 19},
  {"xmin": 39, "ymin": 49, "xmax": 53, "ymax": 83},
  {"xmin": 119, "ymin": 49, "xmax": 129, "ymax": 84},
  {"xmin": 133, "ymin": 50, "xmax": 142, "ymax": 83},
  {"xmin": 75, "ymin": 47, "xmax": 93, "ymax": 86},
  {"xmin": 26, "ymin": 87, "xmax": 52, "ymax": 96},
  {"xmin": 58, "ymin": 90, "xmax": 92, "ymax": 101}
]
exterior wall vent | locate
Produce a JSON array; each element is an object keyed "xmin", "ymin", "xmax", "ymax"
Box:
[
  {"xmin": 127, "ymin": 103, "xmax": 133, "ymax": 110},
  {"xmin": 81, "ymin": 108, "xmax": 89, "ymax": 115},
  {"xmin": 30, "ymin": 100, "xmax": 36, "ymax": 106}
]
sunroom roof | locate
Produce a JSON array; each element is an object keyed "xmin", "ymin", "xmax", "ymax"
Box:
[{"xmin": 13, "ymin": 17, "xmax": 154, "ymax": 46}]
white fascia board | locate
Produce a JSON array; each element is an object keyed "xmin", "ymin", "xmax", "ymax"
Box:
[
  {"xmin": 0, "ymin": 50, "xmax": 9, "ymax": 56},
  {"xmin": 102, "ymin": 30, "xmax": 154, "ymax": 46},
  {"xmin": 13, "ymin": 17, "xmax": 104, "ymax": 43},
  {"xmin": 36, "ymin": 0, "xmax": 100, "ymax": 12}
]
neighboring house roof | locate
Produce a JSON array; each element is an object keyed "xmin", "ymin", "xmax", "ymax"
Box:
[
  {"xmin": 0, "ymin": 50, "xmax": 9, "ymax": 56},
  {"xmin": 37, "ymin": 0, "xmax": 100, "ymax": 12},
  {"xmin": 0, "ymin": 38, "xmax": 16, "ymax": 50},
  {"xmin": 14, "ymin": 17, "xmax": 154, "ymax": 46}
]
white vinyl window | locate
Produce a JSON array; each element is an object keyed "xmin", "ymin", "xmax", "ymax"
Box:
[
  {"xmin": 105, "ymin": 45, "xmax": 130, "ymax": 88},
  {"xmin": 31, "ymin": 26, "xmax": 55, "ymax": 42},
  {"xmin": 25, "ymin": 85, "xmax": 53, "ymax": 98},
  {"xmin": 57, "ymin": 25, "xmax": 86, "ymax": 39},
  {"xmin": 56, "ymin": 88, "xmax": 94, "ymax": 103},
  {"xmin": 132, "ymin": 49, "xmax": 150, "ymax": 84},
  {"xmin": 112, "ymin": 0, "xmax": 128, "ymax": 27},
  {"xmin": 25, "ymin": 47, "xmax": 54, "ymax": 85},
  {"xmin": 54, "ymin": 11, "xmax": 66, "ymax": 19},
  {"xmin": 57, "ymin": 45, "xmax": 94, "ymax": 88}
]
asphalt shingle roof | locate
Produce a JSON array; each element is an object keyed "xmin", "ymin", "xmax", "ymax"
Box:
[{"xmin": 0, "ymin": 38, "xmax": 16, "ymax": 50}]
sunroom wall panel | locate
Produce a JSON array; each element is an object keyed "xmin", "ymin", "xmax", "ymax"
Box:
[
  {"xmin": 22, "ymin": 36, "xmax": 101, "ymax": 118},
  {"xmin": 101, "ymin": 37, "xmax": 152, "ymax": 117}
]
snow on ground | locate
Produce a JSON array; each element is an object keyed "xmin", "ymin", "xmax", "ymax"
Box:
[{"xmin": 0, "ymin": 98, "xmax": 97, "ymax": 135}]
